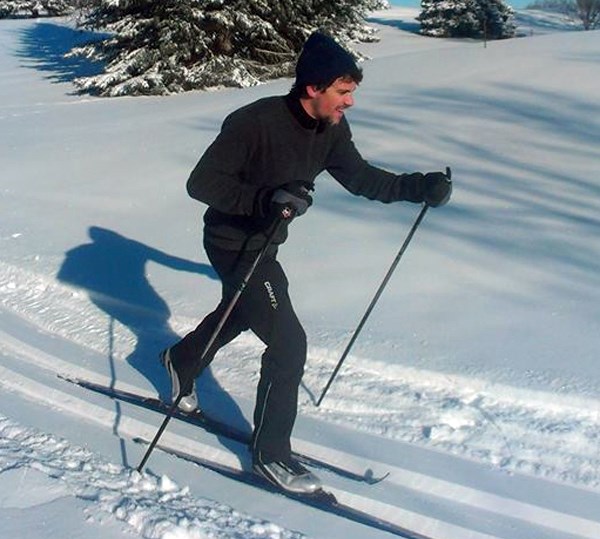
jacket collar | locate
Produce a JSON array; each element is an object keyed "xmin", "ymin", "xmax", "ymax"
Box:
[{"xmin": 285, "ymin": 93, "xmax": 327, "ymax": 133}]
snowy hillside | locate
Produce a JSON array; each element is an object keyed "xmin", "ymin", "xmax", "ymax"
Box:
[{"xmin": 1, "ymin": 8, "xmax": 600, "ymax": 539}]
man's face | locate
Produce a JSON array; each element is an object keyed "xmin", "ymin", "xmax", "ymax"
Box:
[{"xmin": 305, "ymin": 78, "xmax": 357, "ymax": 125}]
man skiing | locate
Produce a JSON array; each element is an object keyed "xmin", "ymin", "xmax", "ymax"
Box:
[{"xmin": 160, "ymin": 31, "xmax": 452, "ymax": 495}]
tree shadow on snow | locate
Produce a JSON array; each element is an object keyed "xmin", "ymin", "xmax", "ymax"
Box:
[
  {"xmin": 367, "ymin": 16, "xmax": 421, "ymax": 34},
  {"xmin": 57, "ymin": 226, "xmax": 253, "ymax": 464},
  {"xmin": 15, "ymin": 21, "xmax": 106, "ymax": 85},
  {"xmin": 319, "ymin": 81, "xmax": 600, "ymax": 307},
  {"xmin": 513, "ymin": 11, "xmax": 581, "ymax": 34}
]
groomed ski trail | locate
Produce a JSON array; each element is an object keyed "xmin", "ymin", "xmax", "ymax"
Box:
[
  {"xmin": 2, "ymin": 259, "xmax": 600, "ymax": 491},
  {"xmin": 2, "ymin": 312, "xmax": 600, "ymax": 539}
]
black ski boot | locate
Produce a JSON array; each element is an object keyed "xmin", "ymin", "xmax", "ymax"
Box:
[{"xmin": 253, "ymin": 452, "xmax": 322, "ymax": 494}]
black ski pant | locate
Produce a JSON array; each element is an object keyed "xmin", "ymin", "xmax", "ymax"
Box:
[{"xmin": 169, "ymin": 241, "xmax": 306, "ymax": 463}]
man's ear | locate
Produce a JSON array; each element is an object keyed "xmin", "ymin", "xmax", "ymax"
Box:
[{"xmin": 305, "ymin": 85, "xmax": 321, "ymax": 98}]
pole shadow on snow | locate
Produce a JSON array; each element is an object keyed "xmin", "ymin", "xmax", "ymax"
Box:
[
  {"xmin": 15, "ymin": 21, "xmax": 106, "ymax": 85},
  {"xmin": 57, "ymin": 226, "xmax": 252, "ymax": 465}
]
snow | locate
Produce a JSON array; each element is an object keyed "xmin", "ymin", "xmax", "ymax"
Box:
[{"xmin": 1, "ymin": 7, "xmax": 600, "ymax": 539}]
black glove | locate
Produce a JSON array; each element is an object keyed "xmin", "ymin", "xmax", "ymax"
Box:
[
  {"xmin": 269, "ymin": 182, "xmax": 313, "ymax": 219},
  {"xmin": 423, "ymin": 171, "xmax": 452, "ymax": 207}
]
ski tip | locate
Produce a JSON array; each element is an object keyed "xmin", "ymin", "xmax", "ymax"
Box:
[{"xmin": 363, "ymin": 469, "xmax": 390, "ymax": 485}]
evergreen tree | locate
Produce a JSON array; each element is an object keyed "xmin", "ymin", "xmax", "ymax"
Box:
[
  {"xmin": 68, "ymin": 0, "xmax": 389, "ymax": 97},
  {"xmin": 417, "ymin": 0, "xmax": 516, "ymax": 39},
  {"xmin": 0, "ymin": 0, "xmax": 73, "ymax": 18},
  {"xmin": 483, "ymin": 0, "xmax": 517, "ymax": 37},
  {"xmin": 574, "ymin": 0, "xmax": 600, "ymax": 29}
]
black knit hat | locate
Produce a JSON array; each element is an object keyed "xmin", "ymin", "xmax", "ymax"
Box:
[{"xmin": 295, "ymin": 32, "xmax": 362, "ymax": 88}]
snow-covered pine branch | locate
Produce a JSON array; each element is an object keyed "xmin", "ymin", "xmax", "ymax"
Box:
[{"xmin": 0, "ymin": 0, "xmax": 73, "ymax": 18}]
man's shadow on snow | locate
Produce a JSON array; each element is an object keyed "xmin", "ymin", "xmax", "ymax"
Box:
[{"xmin": 57, "ymin": 226, "xmax": 253, "ymax": 464}]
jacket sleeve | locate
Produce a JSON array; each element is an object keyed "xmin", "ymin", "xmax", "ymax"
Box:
[
  {"xmin": 325, "ymin": 118, "xmax": 426, "ymax": 203},
  {"xmin": 186, "ymin": 110, "xmax": 261, "ymax": 216}
]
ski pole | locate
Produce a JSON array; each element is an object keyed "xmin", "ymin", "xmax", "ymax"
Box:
[
  {"xmin": 315, "ymin": 204, "xmax": 429, "ymax": 407},
  {"xmin": 137, "ymin": 215, "xmax": 287, "ymax": 472},
  {"xmin": 315, "ymin": 165, "xmax": 451, "ymax": 407}
]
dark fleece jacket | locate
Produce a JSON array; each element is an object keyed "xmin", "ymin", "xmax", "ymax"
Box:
[{"xmin": 187, "ymin": 94, "xmax": 426, "ymax": 251}]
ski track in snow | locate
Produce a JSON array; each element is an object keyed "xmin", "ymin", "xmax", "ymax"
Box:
[
  {"xmin": 0, "ymin": 415, "xmax": 304, "ymax": 539},
  {"xmin": 2, "ymin": 258, "xmax": 600, "ymax": 491}
]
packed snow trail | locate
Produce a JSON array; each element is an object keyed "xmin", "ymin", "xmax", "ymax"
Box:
[
  {"xmin": 2, "ymin": 260, "xmax": 600, "ymax": 490},
  {"xmin": 2, "ymin": 309, "xmax": 600, "ymax": 539}
]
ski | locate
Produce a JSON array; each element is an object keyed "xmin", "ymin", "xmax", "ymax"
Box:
[
  {"xmin": 59, "ymin": 375, "xmax": 387, "ymax": 485},
  {"xmin": 134, "ymin": 436, "xmax": 431, "ymax": 539}
]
